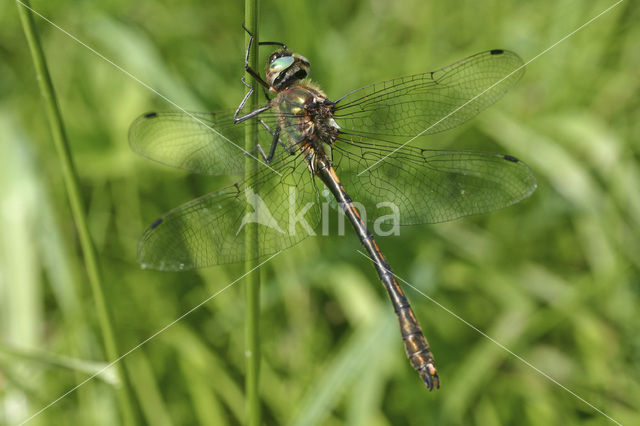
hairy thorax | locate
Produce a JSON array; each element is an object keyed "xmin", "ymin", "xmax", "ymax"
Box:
[{"xmin": 273, "ymin": 81, "xmax": 340, "ymax": 153}]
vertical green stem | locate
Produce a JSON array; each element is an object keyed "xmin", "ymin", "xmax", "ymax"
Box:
[
  {"xmin": 243, "ymin": 1, "xmax": 261, "ymax": 425},
  {"xmin": 15, "ymin": 2, "xmax": 136, "ymax": 424}
]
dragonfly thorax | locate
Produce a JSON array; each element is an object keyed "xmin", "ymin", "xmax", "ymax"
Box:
[
  {"xmin": 275, "ymin": 83, "xmax": 339, "ymax": 154},
  {"xmin": 266, "ymin": 49, "xmax": 310, "ymax": 91}
]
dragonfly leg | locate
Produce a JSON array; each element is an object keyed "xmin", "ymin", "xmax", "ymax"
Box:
[
  {"xmin": 241, "ymin": 23, "xmax": 287, "ymax": 50},
  {"xmin": 257, "ymin": 118, "xmax": 274, "ymax": 135},
  {"xmin": 268, "ymin": 126, "xmax": 296, "ymax": 158},
  {"xmin": 234, "ymin": 102, "xmax": 271, "ymax": 123},
  {"xmin": 245, "ymin": 123, "xmax": 283, "ymax": 163},
  {"xmin": 235, "ymin": 25, "xmax": 286, "ymax": 124},
  {"xmin": 280, "ymin": 140, "xmax": 296, "ymax": 155},
  {"xmin": 234, "ymin": 25, "xmax": 275, "ymax": 124},
  {"xmin": 258, "ymin": 120, "xmax": 295, "ymax": 156},
  {"xmin": 234, "ymin": 78, "xmax": 272, "ymax": 124},
  {"xmin": 240, "ymin": 24, "xmax": 270, "ymax": 89},
  {"xmin": 234, "ymin": 77, "xmax": 254, "ymax": 121},
  {"xmin": 240, "ymin": 23, "xmax": 287, "ymax": 90},
  {"xmin": 246, "ymin": 143, "xmax": 270, "ymax": 163},
  {"xmin": 266, "ymin": 125, "xmax": 282, "ymax": 162},
  {"xmin": 262, "ymin": 87, "xmax": 272, "ymax": 103}
]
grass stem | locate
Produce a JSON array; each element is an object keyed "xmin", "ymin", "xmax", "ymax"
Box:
[
  {"xmin": 15, "ymin": 2, "xmax": 137, "ymax": 424},
  {"xmin": 243, "ymin": 1, "xmax": 262, "ymax": 425}
]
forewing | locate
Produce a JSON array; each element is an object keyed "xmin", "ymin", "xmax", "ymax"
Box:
[
  {"xmin": 333, "ymin": 50, "xmax": 524, "ymax": 141},
  {"xmin": 129, "ymin": 110, "xmax": 279, "ymax": 175},
  {"xmin": 333, "ymin": 141, "xmax": 536, "ymax": 225},
  {"xmin": 137, "ymin": 152, "xmax": 321, "ymax": 270}
]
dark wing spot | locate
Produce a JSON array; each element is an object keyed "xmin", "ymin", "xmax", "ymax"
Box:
[
  {"xmin": 503, "ymin": 154, "xmax": 519, "ymax": 163},
  {"xmin": 490, "ymin": 49, "xmax": 504, "ymax": 55},
  {"xmin": 150, "ymin": 218, "xmax": 163, "ymax": 229},
  {"xmin": 144, "ymin": 112, "xmax": 158, "ymax": 118}
]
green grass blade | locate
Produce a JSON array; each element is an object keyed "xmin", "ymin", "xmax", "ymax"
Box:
[
  {"xmin": 244, "ymin": 1, "xmax": 262, "ymax": 425},
  {"xmin": 15, "ymin": 1, "xmax": 137, "ymax": 424}
]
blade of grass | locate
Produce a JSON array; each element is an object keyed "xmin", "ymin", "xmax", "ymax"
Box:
[
  {"xmin": 15, "ymin": 2, "xmax": 136, "ymax": 424},
  {"xmin": 289, "ymin": 311, "xmax": 396, "ymax": 426},
  {"xmin": 244, "ymin": 1, "xmax": 261, "ymax": 426},
  {"xmin": 0, "ymin": 343, "xmax": 118, "ymax": 385},
  {"xmin": 126, "ymin": 351, "xmax": 173, "ymax": 426}
]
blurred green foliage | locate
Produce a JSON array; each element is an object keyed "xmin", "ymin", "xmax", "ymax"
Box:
[{"xmin": 2, "ymin": 0, "xmax": 639, "ymax": 424}]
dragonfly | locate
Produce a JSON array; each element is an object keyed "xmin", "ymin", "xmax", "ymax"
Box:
[{"xmin": 129, "ymin": 30, "xmax": 537, "ymax": 390}]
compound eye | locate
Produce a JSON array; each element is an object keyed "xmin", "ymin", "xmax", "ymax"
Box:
[{"xmin": 269, "ymin": 56, "xmax": 294, "ymax": 74}]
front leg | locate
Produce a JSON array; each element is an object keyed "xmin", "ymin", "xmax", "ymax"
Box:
[
  {"xmin": 241, "ymin": 24, "xmax": 270, "ymax": 89},
  {"xmin": 239, "ymin": 23, "xmax": 290, "ymax": 92},
  {"xmin": 234, "ymin": 25, "xmax": 272, "ymax": 124}
]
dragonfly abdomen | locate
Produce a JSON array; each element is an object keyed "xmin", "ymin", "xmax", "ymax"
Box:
[{"xmin": 314, "ymin": 151, "xmax": 439, "ymax": 390}]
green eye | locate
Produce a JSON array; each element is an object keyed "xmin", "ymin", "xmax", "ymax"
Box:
[{"xmin": 269, "ymin": 56, "xmax": 294, "ymax": 73}]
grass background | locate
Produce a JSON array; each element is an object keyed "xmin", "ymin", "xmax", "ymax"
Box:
[{"xmin": 2, "ymin": 0, "xmax": 639, "ymax": 424}]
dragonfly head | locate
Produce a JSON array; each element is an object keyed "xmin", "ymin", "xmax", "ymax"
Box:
[{"xmin": 266, "ymin": 49, "xmax": 310, "ymax": 92}]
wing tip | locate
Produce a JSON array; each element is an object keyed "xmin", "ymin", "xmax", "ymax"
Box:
[
  {"xmin": 502, "ymin": 154, "xmax": 538, "ymax": 195},
  {"xmin": 150, "ymin": 217, "xmax": 164, "ymax": 229}
]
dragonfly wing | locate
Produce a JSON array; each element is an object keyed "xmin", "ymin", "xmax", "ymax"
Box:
[
  {"xmin": 129, "ymin": 110, "xmax": 280, "ymax": 175},
  {"xmin": 333, "ymin": 141, "xmax": 536, "ymax": 225},
  {"xmin": 137, "ymin": 153, "xmax": 321, "ymax": 270},
  {"xmin": 333, "ymin": 50, "xmax": 524, "ymax": 141}
]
